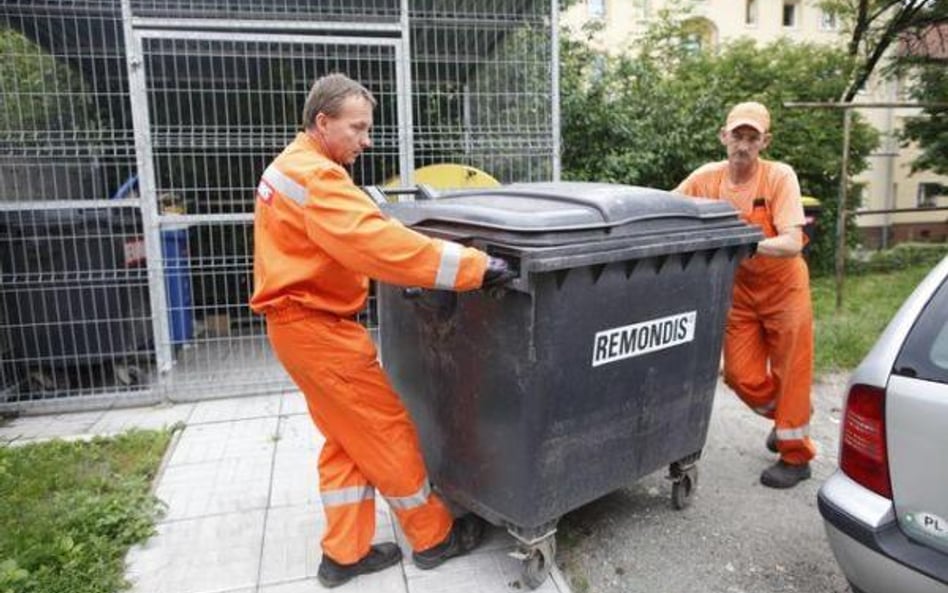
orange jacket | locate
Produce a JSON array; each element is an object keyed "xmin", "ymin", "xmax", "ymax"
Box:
[{"xmin": 250, "ymin": 132, "xmax": 488, "ymax": 317}]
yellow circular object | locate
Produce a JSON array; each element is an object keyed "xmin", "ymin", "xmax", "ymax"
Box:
[
  {"xmin": 801, "ymin": 195, "xmax": 821, "ymax": 208},
  {"xmin": 384, "ymin": 164, "xmax": 500, "ymax": 190}
]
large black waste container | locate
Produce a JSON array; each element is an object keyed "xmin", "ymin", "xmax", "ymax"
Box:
[
  {"xmin": 0, "ymin": 207, "xmax": 151, "ymax": 393},
  {"xmin": 378, "ymin": 182, "xmax": 761, "ymax": 588}
]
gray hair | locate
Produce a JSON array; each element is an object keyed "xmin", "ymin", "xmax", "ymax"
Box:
[{"xmin": 301, "ymin": 73, "xmax": 376, "ymax": 129}]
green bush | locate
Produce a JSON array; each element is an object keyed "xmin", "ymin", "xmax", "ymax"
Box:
[
  {"xmin": 848, "ymin": 243, "xmax": 948, "ymax": 275},
  {"xmin": 0, "ymin": 29, "xmax": 97, "ymax": 133},
  {"xmin": 559, "ymin": 10, "xmax": 878, "ymax": 278}
]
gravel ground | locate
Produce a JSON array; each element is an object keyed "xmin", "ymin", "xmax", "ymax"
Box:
[{"xmin": 556, "ymin": 373, "xmax": 854, "ymax": 593}]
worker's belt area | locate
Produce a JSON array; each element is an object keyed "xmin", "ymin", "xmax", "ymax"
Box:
[{"xmin": 264, "ymin": 303, "xmax": 358, "ymax": 325}]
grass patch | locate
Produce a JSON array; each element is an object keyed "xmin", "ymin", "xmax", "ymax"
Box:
[
  {"xmin": 0, "ymin": 429, "xmax": 172, "ymax": 593},
  {"xmin": 813, "ymin": 263, "xmax": 935, "ymax": 373}
]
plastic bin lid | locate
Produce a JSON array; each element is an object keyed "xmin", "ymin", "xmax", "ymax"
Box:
[{"xmin": 383, "ymin": 182, "xmax": 741, "ymax": 247}]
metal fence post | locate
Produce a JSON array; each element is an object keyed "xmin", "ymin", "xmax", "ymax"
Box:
[{"xmin": 121, "ymin": 0, "xmax": 174, "ymax": 376}]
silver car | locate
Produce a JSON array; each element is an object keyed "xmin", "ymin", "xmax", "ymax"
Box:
[{"xmin": 819, "ymin": 255, "xmax": 948, "ymax": 593}]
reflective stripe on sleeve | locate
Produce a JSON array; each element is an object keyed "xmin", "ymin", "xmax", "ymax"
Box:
[
  {"xmin": 385, "ymin": 481, "xmax": 431, "ymax": 511},
  {"xmin": 433, "ymin": 242, "xmax": 462, "ymax": 290},
  {"xmin": 321, "ymin": 485, "xmax": 375, "ymax": 508},
  {"xmin": 776, "ymin": 425, "xmax": 810, "ymax": 441},
  {"xmin": 262, "ymin": 165, "xmax": 307, "ymax": 206}
]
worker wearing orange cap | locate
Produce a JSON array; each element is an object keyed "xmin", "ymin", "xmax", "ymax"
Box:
[
  {"xmin": 251, "ymin": 73, "xmax": 514, "ymax": 587},
  {"xmin": 675, "ymin": 101, "xmax": 816, "ymax": 488}
]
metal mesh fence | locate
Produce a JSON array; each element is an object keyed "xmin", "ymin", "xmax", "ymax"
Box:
[
  {"xmin": 0, "ymin": 0, "xmax": 557, "ymax": 411},
  {"xmin": 130, "ymin": 0, "xmax": 401, "ymax": 22},
  {"xmin": 411, "ymin": 1, "xmax": 554, "ymax": 181}
]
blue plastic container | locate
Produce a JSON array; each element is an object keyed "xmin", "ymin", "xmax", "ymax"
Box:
[
  {"xmin": 113, "ymin": 176, "xmax": 193, "ymax": 346},
  {"xmin": 161, "ymin": 226, "xmax": 193, "ymax": 345}
]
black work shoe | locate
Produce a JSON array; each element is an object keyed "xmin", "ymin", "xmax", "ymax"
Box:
[
  {"xmin": 413, "ymin": 514, "xmax": 488, "ymax": 570},
  {"xmin": 766, "ymin": 428, "xmax": 778, "ymax": 454},
  {"xmin": 760, "ymin": 460, "xmax": 811, "ymax": 489},
  {"xmin": 317, "ymin": 542, "xmax": 402, "ymax": 588}
]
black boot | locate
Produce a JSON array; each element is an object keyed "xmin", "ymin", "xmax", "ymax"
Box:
[
  {"xmin": 413, "ymin": 514, "xmax": 488, "ymax": 570},
  {"xmin": 317, "ymin": 542, "xmax": 402, "ymax": 588},
  {"xmin": 760, "ymin": 460, "xmax": 811, "ymax": 489},
  {"xmin": 766, "ymin": 428, "xmax": 778, "ymax": 453}
]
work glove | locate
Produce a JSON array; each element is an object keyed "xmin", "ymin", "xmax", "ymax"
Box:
[{"xmin": 482, "ymin": 256, "xmax": 516, "ymax": 288}]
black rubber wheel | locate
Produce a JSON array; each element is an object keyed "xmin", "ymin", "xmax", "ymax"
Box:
[
  {"xmin": 521, "ymin": 537, "xmax": 556, "ymax": 590},
  {"xmin": 671, "ymin": 467, "xmax": 698, "ymax": 510},
  {"xmin": 28, "ymin": 370, "xmax": 57, "ymax": 391},
  {"xmin": 114, "ymin": 364, "xmax": 144, "ymax": 386}
]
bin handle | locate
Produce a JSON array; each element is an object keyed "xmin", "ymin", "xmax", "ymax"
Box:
[
  {"xmin": 111, "ymin": 175, "xmax": 139, "ymax": 200},
  {"xmin": 362, "ymin": 184, "xmax": 440, "ymax": 206}
]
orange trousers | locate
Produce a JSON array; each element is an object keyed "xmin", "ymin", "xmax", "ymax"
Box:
[
  {"xmin": 723, "ymin": 256, "xmax": 817, "ymax": 465},
  {"xmin": 266, "ymin": 306, "xmax": 453, "ymax": 564}
]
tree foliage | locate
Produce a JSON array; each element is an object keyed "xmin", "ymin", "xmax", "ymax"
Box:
[
  {"xmin": 822, "ymin": 0, "xmax": 946, "ymax": 101},
  {"xmin": 902, "ymin": 61, "xmax": 948, "ymax": 175},
  {"xmin": 893, "ymin": 12, "xmax": 948, "ymax": 176},
  {"xmin": 822, "ymin": 0, "xmax": 948, "ymax": 174},
  {"xmin": 0, "ymin": 28, "xmax": 96, "ymax": 133},
  {"xmin": 560, "ymin": 14, "xmax": 879, "ymax": 274}
]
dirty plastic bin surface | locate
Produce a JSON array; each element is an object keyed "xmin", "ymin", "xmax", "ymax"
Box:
[
  {"xmin": 378, "ymin": 182, "xmax": 761, "ymax": 587},
  {"xmin": 0, "ymin": 208, "xmax": 151, "ymax": 393}
]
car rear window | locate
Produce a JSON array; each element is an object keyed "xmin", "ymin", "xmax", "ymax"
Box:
[{"xmin": 894, "ymin": 275, "xmax": 948, "ymax": 384}]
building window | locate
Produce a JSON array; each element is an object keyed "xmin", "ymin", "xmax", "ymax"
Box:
[
  {"xmin": 588, "ymin": 0, "xmax": 605, "ymax": 19},
  {"xmin": 681, "ymin": 17, "xmax": 718, "ymax": 54},
  {"xmin": 783, "ymin": 1, "xmax": 798, "ymax": 28},
  {"xmin": 746, "ymin": 0, "xmax": 758, "ymax": 26},
  {"xmin": 820, "ymin": 9, "xmax": 838, "ymax": 30},
  {"xmin": 917, "ymin": 182, "xmax": 946, "ymax": 208},
  {"xmin": 633, "ymin": 0, "xmax": 651, "ymax": 21}
]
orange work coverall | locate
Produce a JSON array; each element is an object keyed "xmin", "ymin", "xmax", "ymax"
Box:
[
  {"xmin": 676, "ymin": 159, "xmax": 817, "ymax": 466},
  {"xmin": 250, "ymin": 132, "xmax": 488, "ymax": 563}
]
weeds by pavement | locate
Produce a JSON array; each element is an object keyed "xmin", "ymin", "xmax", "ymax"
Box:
[{"xmin": 0, "ymin": 429, "xmax": 171, "ymax": 593}]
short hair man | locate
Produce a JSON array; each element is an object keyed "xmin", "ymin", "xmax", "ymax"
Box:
[
  {"xmin": 250, "ymin": 73, "xmax": 513, "ymax": 587},
  {"xmin": 675, "ymin": 101, "xmax": 817, "ymax": 488}
]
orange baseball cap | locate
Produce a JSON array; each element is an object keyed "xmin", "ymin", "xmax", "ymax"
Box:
[{"xmin": 725, "ymin": 101, "xmax": 771, "ymax": 133}]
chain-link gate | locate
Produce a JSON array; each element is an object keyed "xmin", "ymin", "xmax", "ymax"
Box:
[{"xmin": 0, "ymin": 0, "xmax": 558, "ymax": 413}]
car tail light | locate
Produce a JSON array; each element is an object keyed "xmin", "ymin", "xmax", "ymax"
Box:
[{"xmin": 839, "ymin": 383, "xmax": 891, "ymax": 498}]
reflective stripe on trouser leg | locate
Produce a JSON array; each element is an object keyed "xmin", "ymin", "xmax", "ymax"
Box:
[
  {"xmin": 383, "ymin": 479, "xmax": 454, "ymax": 553},
  {"xmin": 764, "ymin": 264, "xmax": 817, "ymax": 465},
  {"xmin": 265, "ymin": 314, "xmax": 453, "ymax": 555},
  {"xmin": 730, "ymin": 257, "xmax": 817, "ymax": 465},
  {"xmin": 331, "ymin": 360, "xmax": 452, "ymax": 551},
  {"xmin": 318, "ymin": 439, "xmax": 378, "ymax": 564}
]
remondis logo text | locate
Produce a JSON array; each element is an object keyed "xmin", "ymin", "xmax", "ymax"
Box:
[{"xmin": 592, "ymin": 311, "xmax": 697, "ymax": 367}]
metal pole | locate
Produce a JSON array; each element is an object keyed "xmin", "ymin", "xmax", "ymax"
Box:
[
  {"xmin": 783, "ymin": 100, "xmax": 948, "ymax": 309},
  {"xmin": 122, "ymin": 0, "xmax": 174, "ymax": 375},
  {"xmin": 835, "ymin": 108, "xmax": 852, "ymax": 312},
  {"xmin": 551, "ymin": 0, "xmax": 562, "ymax": 181},
  {"xmin": 398, "ymin": 0, "xmax": 415, "ymax": 187}
]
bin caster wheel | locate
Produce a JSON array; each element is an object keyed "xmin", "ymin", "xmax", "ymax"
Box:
[
  {"xmin": 519, "ymin": 537, "xmax": 555, "ymax": 590},
  {"xmin": 671, "ymin": 466, "xmax": 697, "ymax": 510},
  {"xmin": 28, "ymin": 369, "xmax": 64, "ymax": 392},
  {"xmin": 115, "ymin": 364, "xmax": 144, "ymax": 386}
]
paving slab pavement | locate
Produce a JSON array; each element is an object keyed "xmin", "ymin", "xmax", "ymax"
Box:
[{"xmin": 0, "ymin": 392, "xmax": 572, "ymax": 593}]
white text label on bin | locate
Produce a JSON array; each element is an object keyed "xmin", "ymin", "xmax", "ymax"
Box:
[{"xmin": 592, "ymin": 311, "xmax": 697, "ymax": 367}]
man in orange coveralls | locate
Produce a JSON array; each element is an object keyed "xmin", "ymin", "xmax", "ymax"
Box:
[
  {"xmin": 675, "ymin": 101, "xmax": 816, "ymax": 489},
  {"xmin": 250, "ymin": 73, "xmax": 514, "ymax": 587}
]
